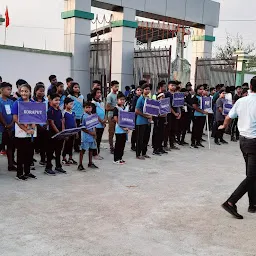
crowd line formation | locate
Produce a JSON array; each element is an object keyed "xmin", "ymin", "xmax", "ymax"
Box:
[{"xmin": 0, "ymin": 75, "xmax": 248, "ymax": 181}]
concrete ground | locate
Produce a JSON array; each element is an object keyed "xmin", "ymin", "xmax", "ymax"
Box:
[{"xmin": 0, "ymin": 133, "xmax": 255, "ymax": 256}]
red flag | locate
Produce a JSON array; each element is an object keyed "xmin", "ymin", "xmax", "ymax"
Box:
[{"xmin": 5, "ymin": 7, "xmax": 10, "ymax": 28}]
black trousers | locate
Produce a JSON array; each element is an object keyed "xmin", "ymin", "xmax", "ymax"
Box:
[
  {"xmin": 114, "ymin": 133, "xmax": 126, "ymax": 161},
  {"xmin": 3, "ymin": 130, "xmax": 15, "ymax": 168},
  {"xmin": 36, "ymin": 127, "xmax": 48, "ymax": 162},
  {"xmin": 231, "ymin": 118, "xmax": 239, "ymax": 139},
  {"xmin": 131, "ymin": 129, "xmax": 136, "ymax": 149},
  {"xmin": 96, "ymin": 128, "xmax": 104, "ymax": 154},
  {"xmin": 177, "ymin": 112, "xmax": 189, "ymax": 143},
  {"xmin": 62, "ymin": 135, "xmax": 75, "ymax": 157},
  {"xmin": 136, "ymin": 124, "xmax": 151, "ymax": 157},
  {"xmin": 74, "ymin": 119, "xmax": 81, "ymax": 151},
  {"xmin": 46, "ymin": 134, "xmax": 64, "ymax": 169},
  {"xmin": 191, "ymin": 116, "xmax": 206, "ymax": 144},
  {"xmin": 164, "ymin": 114, "xmax": 176, "ymax": 147},
  {"xmin": 228, "ymin": 136, "xmax": 256, "ymax": 206},
  {"xmin": 152, "ymin": 117, "xmax": 165, "ymax": 151},
  {"xmin": 215, "ymin": 120, "xmax": 224, "ymax": 141},
  {"xmin": 16, "ymin": 138, "xmax": 33, "ymax": 177},
  {"xmin": 208, "ymin": 113, "xmax": 214, "ymax": 131}
]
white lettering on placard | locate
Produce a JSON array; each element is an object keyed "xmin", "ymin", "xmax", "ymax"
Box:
[
  {"xmin": 122, "ymin": 118, "xmax": 133, "ymax": 123},
  {"xmin": 86, "ymin": 118, "xmax": 98, "ymax": 124},
  {"xmin": 147, "ymin": 104, "xmax": 159, "ymax": 109},
  {"xmin": 161, "ymin": 104, "xmax": 169, "ymax": 108},
  {"xmin": 24, "ymin": 110, "xmax": 43, "ymax": 115}
]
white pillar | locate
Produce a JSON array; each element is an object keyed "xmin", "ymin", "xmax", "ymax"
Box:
[
  {"xmin": 111, "ymin": 8, "xmax": 137, "ymax": 90},
  {"xmin": 190, "ymin": 25, "xmax": 215, "ymax": 86},
  {"xmin": 62, "ymin": 0, "xmax": 93, "ymax": 96}
]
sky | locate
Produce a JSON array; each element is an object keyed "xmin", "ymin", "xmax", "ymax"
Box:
[{"xmin": 0, "ymin": 0, "xmax": 255, "ymax": 61}]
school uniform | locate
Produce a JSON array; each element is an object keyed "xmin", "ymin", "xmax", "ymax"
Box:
[
  {"xmin": 46, "ymin": 106, "xmax": 64, "ymax": 171},
  {"xmin": 130, "ymin": 95, "xmax": 140, "ymax": 150},
  {"xmin": 215, "ymin": 98, "xmax": 226, "ymax": 143},
  {"xmin": 113, "ymin": 106, "xmax": 127, "ymax": 162},
  {"xmin": 152, "ymin": 115, "xmax": 165, "ymax": 153},
  {"xmin": 177, "ymin": 101, "xmax": 189, "ymax": 144},
  {"xmin": 68, "ymin": 94, "xmax": 84, "ymax": 151},
  {"xmin": 92, "ymin": 99, "xmax": 105, "ymax": 154},
  {"xmin": 0, "ymin": 97, "xmax": 15, "ymax": 169},
  {"xmin": 135, "ymin": 96, "xmax": 151, "ymax": 157},
  {"xmin": 62, "ymin": 110, "xmax": 76, "ymax": 158},
  {"xmin": 12, "ymin": 98, "xmax": 35, "ymax": 177},
  {"xmin": 191, "ymin": 95, "xmax": 206, "ymax": 145},
  {"xmin": 231, "ymin": 94, "xmax": 241, "ymax": 140}
]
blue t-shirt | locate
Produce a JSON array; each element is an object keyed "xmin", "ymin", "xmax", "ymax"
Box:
[
  {"xmin": 12, "ymin": 98, "xmax": 34, "ymax": 115},
  {"xmin": 63, "ymin": 110, "xmax": 76, "ymax": 129},
  {"xmin": 47, "ymin": 106, "xmax": 63, "ymax": 133},
  {"xmin": 136, "ymin": 96, "xmax": 148, "ymax": 125},
  {"xmin": 0, "ymin": 97, "xmax": 14, "ymax": 132},
  {"xmin": 81, "ymin": 112, "xmax": 94, "ymax": 143},
  {"xmin": 113, "ymin": 106, "xmax": 126, "ymax": 134},
  {"xmin": 193, "ymin": 95, "xmax": 206, "ymax": 117},
  {"xmin": 92, "ymin": 101, "xmax": 105, "ymax": 129},
  {"xmin": 69, "ymin": 95, "xmax": 84, "ymax": 120}
]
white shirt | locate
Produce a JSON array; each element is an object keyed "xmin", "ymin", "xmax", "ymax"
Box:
[{"xmin": 228, "ymin": 93, "xmax": 256, "ymax": 138}]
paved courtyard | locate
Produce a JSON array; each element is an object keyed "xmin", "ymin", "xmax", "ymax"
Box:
[{"xmin": 0, "ymin": 133, "xmax": 255, "ymax": 256}]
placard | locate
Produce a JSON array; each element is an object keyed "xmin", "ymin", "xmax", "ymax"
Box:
[
  {"xmin": 223, "ymin": 102, "xmax": 233, "ymax": 116},
  {"xmin": 172, "ymin": 93, "xmax": 185, "ymax": 107},
  {"xmin": 143, "ymin": 99, "xmax": 160, "ymax": 116},
  {"xmin": 201, "ymin": 96, "xmax": 213, "ymax": 113},
  {"xmin": 85, "ymin": 114, "xmax": 99, "ymax": 129},
  {"xmin": 52, "ymin": 127, "xmax": 85, "ymax": 140},
  {"xmin": 119, "ymin": 111, "xmax": 135, "ymax": 129},
  {"xmin": 159, "ymin": 98, "xmax": 170, "ymax": 115}
]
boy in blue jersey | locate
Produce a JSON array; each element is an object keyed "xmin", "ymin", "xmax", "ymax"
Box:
[
  {"xmin": 78, "ymin": 102, "xmax": 99, "ymax": 171},
  {"xmin": 191, "ymin": 85, "xmax": 208, "ymax": 149}
]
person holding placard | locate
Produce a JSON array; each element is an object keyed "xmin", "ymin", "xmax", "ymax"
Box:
[
  {"xmin": 135, "ymin": 83, "xmax": 152, "ymax": 160},
  {"xmin": 191, "ymin": 85, "xmax": 208, "ymax": 149},
  {"xmin": 12, "ymin": 84, "xmax": 37, "ymax": 181},
  {"xmin": 56, "ymin": 82, "xmax": 66, "ymax": 111}
]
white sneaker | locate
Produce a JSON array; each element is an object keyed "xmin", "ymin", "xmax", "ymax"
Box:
[{"xmin": 113, "ymin": 160, "xmax": 124, "ymax": 165}]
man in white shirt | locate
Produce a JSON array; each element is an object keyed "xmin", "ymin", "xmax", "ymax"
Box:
[{"xmin": 220, "ymin": 76, "xmax": 256, "ymax": 219}]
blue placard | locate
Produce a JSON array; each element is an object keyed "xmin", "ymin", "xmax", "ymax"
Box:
[
  {"xmin": 85, "ymin": 114, "xmax": 99, "ymax": 129},
  {"xmin": 52, "ymin": 127, "xmax": 85, "ymax": 140},
  {"xmin": 223, "ymin": 102, "xmax": 233, "ymax": 116},
  {"xmin": 119, "ymin": 111, "xmax": 135, "ymax": 129},
  {"xmin": 143, "ymin": 99, "xmax": 160, "ymax": 116},
  {"xmin": 173, "ymin": 93, "xmax": 185, "ymax": 107},
  {"xmin": 201, "ymin": 97, "xmax": 212, "ymax": 110},
  {"xmin": 159, "ymin": 98, "xmax": 170, "ymax": 115}
]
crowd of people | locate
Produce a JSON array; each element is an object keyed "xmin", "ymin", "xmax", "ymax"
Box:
[{"xmin": 0, "ymin": 74, "xmax": 248, "ymax": 181}]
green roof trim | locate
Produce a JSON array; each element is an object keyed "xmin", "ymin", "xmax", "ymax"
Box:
[
  {"xmin": 61, "ymin": 10, "xmax": 94, "ymax": 20},
  {"xmin": 0, "ymin": 17, "xmax": 5, "ymax": 23},
  {"xmin": 0, "ymin": 44, "xmax": 72, "ymax": 57},
  {"xmin": 111, "ymin": 20, "xmax": 138, "ymax": 29},
  {"xmin": 192, "ymin": 35, "xmax": 215, "ymax": 42}
]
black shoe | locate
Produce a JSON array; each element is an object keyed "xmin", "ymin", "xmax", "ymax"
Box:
[
  {"xmin": 30, "ymin": 162, "xmax": 36, "ymax": 171},
  {"xmin": 8, "ymin": 166, "xmax": 17, "ymax": 172},
  {"xmin": 33, "ymin": 158, "xmax": 37, "ymax": 163},
  {"xmin": 13, "ymin": 160, "xmax": 17, "ymax": 165},
  {"xmin": 222, "ymin": 201, "xmax": 243, "ymax": 219},
  {"xmin": 39, "ymin": 161, "xmax": 46, "ymax": 167},
  {"xmin": 44, "ymin": 168, "xmax": 56, "ymax": 176},
  {"xmin": 190, "ymin": 144, "xmax": 199, "ymax": 149},
  {"xmin": 180, "ymin": 141, "xmax": 189, "ymax": 146},
  {"xmin": 220, "ymin": 139, "xmax": 228, "ymax": 144},
  {"xmin": 159, "ymin": 149, "xmax": 168, "ymax": 154},
  {"xmin": 16, "ymin": 175, "xmax": 28, "ymax": 181},
  {"xmin": 201, "ymin": 138, "xmax": 206, "ymax": 142},
  {"xmin": 131, "ymin": 147, "xmax": 136, "ymax": 152},
  {"xmin": 248, "ymin": 205, "xmax": 256, "ymax": 213},
  {"xmin": 187, "ymin": 130, "xmax": 192, "ymax": 134},
  {"xmin": 196, "ymin": 142, "xmax": 205, "ymax": 148},
  {"xmin": 110, "ymin": 148, "xmax": 115, "ymax": 154},
  {"xmin": 215, "ymin": 140, "xmax": 221, "ymax": 145},
  {"xmin": 88, "ymin": 163, "xmax": 99, "ymax": 169},
  {"xmin": 26, "ymin": 173, "xmax": 37, "ymax": 179},
  {"xmin": 170, "ymin": 145, "xmax": 180, "ymax": 150},
  {"xmin": 77, "ymin": 164, "xmax": 86, "ymax": 171},
  {"xmin": 153, "ymin": 150, "xmax": 162, "ymax": 156},
  {"xmin": 231, "ymin": 137, "xmax": 237, "ymax": 142},
  {"xmin": 55, "ymin": 167, "xmax": 67, "ymax": 174}
]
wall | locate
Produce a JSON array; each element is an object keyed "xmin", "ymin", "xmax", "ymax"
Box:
[{"xmin": 0, "ymin": 45, "xmax": 72, "ymax": 91}]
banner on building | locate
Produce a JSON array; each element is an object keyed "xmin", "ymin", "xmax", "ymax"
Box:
[
  {"xmin": 172, "ymin": 93, "xmax": 185, "ymax": 107},
  {"xmin": 143, "ymin": 99, "xmax": 160, "ymax": 116},
  {"xmin": 18, "ymin": 102, "xmax": 47, "ymax": 124},
  {"xmin": 118, "ymin": 111, "xmax": 135, "ymax": 129},
  {"xmin": 159, "ymin": 98, "xmax": 170, "ymax": 115}
]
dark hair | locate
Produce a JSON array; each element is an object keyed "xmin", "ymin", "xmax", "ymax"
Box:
[
  {"xmin": 125, "ymin": 86, "xmax": 130, "ymax": 91},
  {"xmin": 16, "ymin": 79, "xmax": 27, "ymax": 89},
  {"xmin": 215, "ymin": 84, "xmax": 222, "ymax": 90},
  {"xmin": 236, "ymin": 86, "xmax": 242, "ymax": 89},
  {"xmin": 157, "ymin": 81, "xmax": 166, "ymax": 90},
  {"xmin": 242, "ymin": 88, "xmax": 248, "ymax": 95},
  {"xmin": 111, "ymin": 80, "xmax": 119, "ymax": 87},
  {"xmin": 117, "ymin": 91, "xmax": 125, "ymax": 99},
  {"xmin": 49, "ymin": 75, "xmax": 56, "ymax": 82},
  {"xmin": 176, "ymin": 86, "xmax": 181, "ymax": 91},
  {"xmin": 136, "ymin": 86, "xmax": 141, "ymax": 90},
  {"xmin": 0, "ymin": 76, "xmax": 2, "ymax": 82},
  {"xmin": 210, "ymin": 87, "xmax": 215, "ymax": 92},
  {"xmin": 91, "ymin": 87, "xmax": 101, "ymax": 98},
  {"xmin": 70, "ymin": 82, "xmax": 80, "ymax": 96},
  {"xmin": 139, "ymin": 80, "xmax": 147, "ymax": 86},
  {"xmin": 64, "ymin": 97, "xmax": 74, "ymax": 107},
  {"xmin": 20, "ymin": 83, "xmax": 32, "ymax": 93},
  {"xmin": 66, "ymin": 77, "xmax": 73, "ymax": 83},
  {"xmin": 50, "ymin": 93, "xmax": 60, "ymax": 100},
  {"xmin": 0, "ymin": 82, "xmax": 12, "ymax": 89},
  {"xmin": 175, "ymin": 80, "xmax": 181, "ymax": 85},
  {"xmin": 185, "ymin": 82, "xmax": 192, "ymax": 88},
  {"xmin": 33, "ymin": 82, "xmax": 45, "ymax": 98},
  {"xmin": 141, "ymin": 83, "xmax": 151, "ymax": 90},
  {"xmin": 56, "ymin": 82, "xmax": 64, "ymax": 87},
  {"xmin": 131, "ymin": 84, "xmax": 136, "ymax": 90},
  {"xmin": 84, "ymin": 101, "xmax": 92, "ymax": 108},
  {"xmin": 93, "ymin": 80, "xmax": 101, "ymax": 85},
  {"xmin": 242, "ymin": 82, "xmax": 249, "ymax": 88},
  {"xmin": 250, "ymin": 77, "xmax": 256, "ymax": 92},
  {"xmin": 196, "ymin": 85, "xmax": 204, "ymax": 91},
  {"xmin": 168, "ymin": 80, "xmax": 177, "ymax": 85},
  {"xmin": 219, "ymin": 89, "xmax": 225, "ymax": 95},
  {"xmin": 180, "ymin": 88, "xmax": 187, "ymax": 93}
]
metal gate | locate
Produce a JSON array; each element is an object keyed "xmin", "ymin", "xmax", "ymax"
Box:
[
  {"xmin": 134, "ymin": 47, "xmax": 171, "ymax": 91},
  {"xmin": 195, "ymin": 57, "xmax": 238, "ymax": 87},
  {"xmin": 90, "ymin": 39, "xmax": 111, "ymax": 98}
]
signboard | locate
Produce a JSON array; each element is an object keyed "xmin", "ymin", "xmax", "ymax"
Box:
[
  {"xmin": 52, "ymin": 127, "xmax": 85, "ymax": 140},
  {"xmin": 18, "ymin": 102, "xmax": 47, "ymax": 124},
  {"xmin": 173, "ymin": 93, "xmax": 185, "ymax": 107},
  {"xmin": 159, "ymin": 98, "xmax": 170, "ymax": 115},
  {"xmin": 201, "ymin": 97, "xmax": 213, "ymax": 113},
  {"xmin": 223, "ymin": 102, "xmax": 233, "ymax": 116},
  {"xmin": 85, "ymin": 114, "xmax": 99, "ymax": 129},
  {"xmin": 143, "ymin": 99, "xmax": 160, "ymax": 116},
  {"xmin": 119, "ymin": 111, "xmax": 135, "ymax": 129}
]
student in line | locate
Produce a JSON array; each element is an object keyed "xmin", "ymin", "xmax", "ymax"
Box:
[
  {"xmin": 12, "ymin": 84, "xmax": 36, "ymax": 181},
  {"xmin": 11, "ymin": 79, "xmax": 27, "ymax": 102},
  {"xmin": 45, "ymin": 93, "xmax": 66, "ymax": 175},
  {"xmin": 130, "ymin": 86, "xmax": 142, "ymax": 152},
  {"xmin": 191, "ymin": 85, "xmax": 208, "ymax": 149},
  {"xmin": 33, "ymin": 82, "xmax": 48, "ymax": 166},
  {"xmin": 47, "ymin": 75, "xmax": 58, "ymax": 96},
  {"xmin": 68, "ymin": 82, "xmax": 84, "ymax": 152},
  {"xmin": 135, "ymin": 83, "xmax": 152, "ymax": 160},
  {"xmin": 106, "ymin": 81, "xmax": 119, "ymax": 154},
  {"xmin": 91, "ymin": 88, "xmax": 106, "ymax": 160},
  {"xmin": 56, "ymin": 82, "xmax": 66, "ymax": 111},
  {"xmin": 62, "ymin": 97, "xmax": 77, "ymax": 165},
  {"xmin": 64, "ymin": 77, "xmax": 74, "ymax": 97},
  {"xmin": 78, "ymin": 102, "xmax": 99, "ymax": 171},
  {"xmin": 113, "ymin": 92, "xmax": 129, "ymax": 164},
  {"xmin": 0, "ymin": 82, "xmax": 16, "ymax": 171}
]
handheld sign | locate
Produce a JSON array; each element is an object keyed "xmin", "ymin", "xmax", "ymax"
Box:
[
  {"xmin": 15, "ymin": 124, "xmax": 38, "ymax": 138},
  {"xmin": 18, "ymin": 102, "xmax": 47, "ymax": 124},
  {"xmin": 52, "ymin": 127, "xmax": 85, "ymax": 140},
  {"xmin": 159, "ymin": 98, "xmax": 170, "ymax": 115},
  {"xmin": 222, "ymin": 102, "xmax": 233, "ymax": 116},
  {"xmin": 201, "ymin": 97, "xmax": 213, "ymax": 113},
  {"xmin": 173, "ymin": 93, "xmax": 185, "ymax": 107},
  {"xmin": 143, "ymin": 99, "xmax": 160, "ymax": 116},
  {"xmin": 85, "ymin": 114, "xmax": 99, "ymax": 130},
  {"xmin": 119, "ymin": 111, "xmax": 135, "ymax": 130}
]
